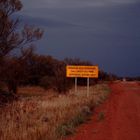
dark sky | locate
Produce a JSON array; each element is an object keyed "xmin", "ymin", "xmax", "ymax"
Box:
[{"xmin": 21, "ymin": 0, "xmax": 140, "ymax": 77}]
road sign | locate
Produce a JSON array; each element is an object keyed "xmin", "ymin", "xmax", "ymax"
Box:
[{"xmin": 66, "ymin": 65, "xmax": 99, "ymax": 78}]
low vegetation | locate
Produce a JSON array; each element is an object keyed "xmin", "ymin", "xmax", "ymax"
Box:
[
  {"xmin": 0, "ymin": 84, "xmax": 110, "ymax": 140},
  {"xmin": 98, "ymin": 112, "xmax": 105, "ymax": 121}
]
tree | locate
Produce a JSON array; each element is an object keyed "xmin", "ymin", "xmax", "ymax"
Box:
[
  {"xmin": 39, "ymin": 59, "xmax": 73, "ymax": 93},
  {"xmin": 0, "ymin": 0, "xmax": 43, "ymax": 94},
  {"xmin": 0, "ymin": 57, "xmax": 27, "ymax": 94},
  {"xmin": 0, "ymin": 0, "xmax": 43, "ymax": 58}
]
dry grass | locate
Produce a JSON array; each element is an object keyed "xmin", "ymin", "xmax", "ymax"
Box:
[{"xmin": 0, "ymin": 84, "xmax": 110, "ymax": 140}]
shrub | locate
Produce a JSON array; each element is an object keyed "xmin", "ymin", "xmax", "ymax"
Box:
[{"xmin": 39, "ymin": 76, "xmax": 55, "ymax": 90}]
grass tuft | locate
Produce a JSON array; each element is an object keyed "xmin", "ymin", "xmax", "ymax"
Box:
[{"xmin": 98, "ymin": 112, "xmax": 105, "ymax": 121}]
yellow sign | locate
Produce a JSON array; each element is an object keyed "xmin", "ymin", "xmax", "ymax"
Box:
[{"xmin": 66, "ymin": 65, "xmax": 99, "ymax": 78}]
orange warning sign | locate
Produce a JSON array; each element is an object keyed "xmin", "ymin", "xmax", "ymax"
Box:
[{"xmin": 66, "ymin": 65, "xmax": 99, "ymax": 78}]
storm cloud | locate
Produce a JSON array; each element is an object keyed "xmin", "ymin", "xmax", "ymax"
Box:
[
  {"xmin": 22, "ymin": 0, "xmax": 139, "ymax": 9},
  {"xmin": 21, "ymin": 0, "xmax": 140, "ymax": 76}
]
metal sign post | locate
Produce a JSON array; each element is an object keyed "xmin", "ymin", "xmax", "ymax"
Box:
[
  {"xmin": 75, "ymin": 77, "xmax": 77, "ymax": 94},
  {"xmin": 87, "ymin": 78, "xmax": 90, "ymax": 97}
]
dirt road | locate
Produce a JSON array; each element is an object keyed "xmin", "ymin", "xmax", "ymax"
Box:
[{"xmin": 65, "ymin": 82, "xmax": 140, "ymax": 140}]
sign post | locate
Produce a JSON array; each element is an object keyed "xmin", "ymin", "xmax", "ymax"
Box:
[
  {"xmin": 75, "ymin": 77, "xmax": 77, "ymax": 94},
  {"xmin": 87, "ymin": 77, "xmax": 90, "ymax": 97},
  {"xmin": 66, "ymin": 65, "xmax": 99, "ymax": 97}
]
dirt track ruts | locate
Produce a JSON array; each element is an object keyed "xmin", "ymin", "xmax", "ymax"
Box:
[{"xmin": 65, "ymin": 82, "xmax": 140, "ymax": 140}]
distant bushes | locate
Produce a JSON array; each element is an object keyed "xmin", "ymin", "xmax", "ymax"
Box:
[
  {"xmin": 39, "ymin": 76, "xmax": 54, "ymax": 90},
  {"xmin": 0, "ymin": 52, "xmax": 118, "ymax": 95},
  {"xmin": 39, "ymin": 62, "xmax": 73, "ymax": 93}
]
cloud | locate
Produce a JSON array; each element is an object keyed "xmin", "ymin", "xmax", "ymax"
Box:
[
  {"xmin": 22, "ymin": 0, "xmax": 139, "ymax": 9},
  {"xmin": 20, "ymin": 15, "xmax": 79, "ymax": 28}
]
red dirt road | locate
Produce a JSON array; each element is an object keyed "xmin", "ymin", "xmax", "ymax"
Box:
[{"xmin": 65, "ymin": 82, "xmax": 140, "ymax": 140}]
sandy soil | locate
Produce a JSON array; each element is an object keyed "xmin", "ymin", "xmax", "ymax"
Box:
[{"xmin": 65, "ymin": 82, "xmax": 140, "ymax": 140}]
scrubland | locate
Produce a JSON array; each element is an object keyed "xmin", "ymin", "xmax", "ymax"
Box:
[{"xmin": 0, "ymin": 84, "xmax": 110, "ymax": 140}]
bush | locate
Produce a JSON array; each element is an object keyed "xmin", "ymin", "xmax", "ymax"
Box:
[
  {"xmin": 39, "ymin": 76, "xmax": 55, "ymax": 90},
  {"xmin": 39, "ymin": 63, "xmax": 73, "ymax": 94}
]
